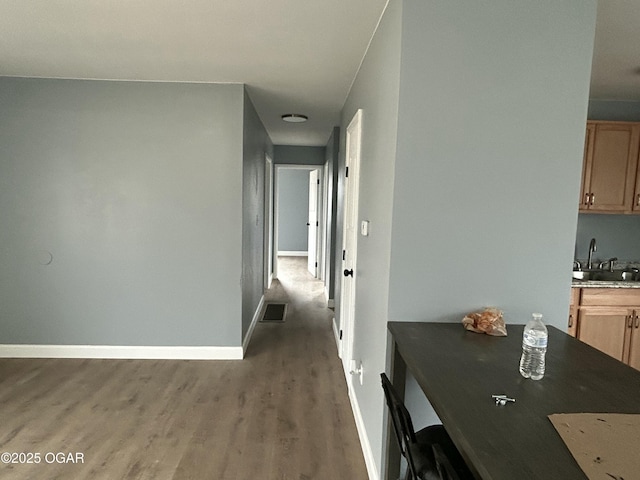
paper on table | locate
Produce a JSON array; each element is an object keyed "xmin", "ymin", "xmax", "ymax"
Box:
[{"xmin": 548, "ymin": 413, "xmax": 640, "ymax": 480}]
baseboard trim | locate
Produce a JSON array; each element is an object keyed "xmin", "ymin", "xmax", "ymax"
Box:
[
  {"xmin": 324, "ymin": 286, "xmax": 335, "ymax": 309},
  {"xmin": 348, "ymin": 384, "xmax": 380, "ymax": 480},
  {"xmin": 277, "ymin": 251, "xmax": 308, "ymax": 257},
  {"xmin": 0, "ymin": 344, "xmax": 244, "ymax": 360},
  {"xmin": 243, "ymin": 295, "xmax": 265, "ymax": 356}
]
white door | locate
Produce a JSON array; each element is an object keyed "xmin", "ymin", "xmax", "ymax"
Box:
[
  {"xmin": 307, "ymin": 169, "xmax": 319, "ymax": 276},
  {"xmin": 264, "ymin": 155, "xmax": 274, "ymax": 289},
  {"xmin": 339, "ymin": 110, "xmax": 362, "ymax": 372}
]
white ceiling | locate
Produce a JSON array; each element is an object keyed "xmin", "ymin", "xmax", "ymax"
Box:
[
  {"xmin": 0, "ymin": 1, "xmax": 638, "ymax": 146},
  {"xmin": 0, "ymin": 0, "xmax": 388, "ymax": 146}
]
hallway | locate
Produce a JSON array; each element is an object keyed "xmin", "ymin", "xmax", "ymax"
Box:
[{"xmin": 246, "ymin": 255, "xmax": 368, "ymax": 479}]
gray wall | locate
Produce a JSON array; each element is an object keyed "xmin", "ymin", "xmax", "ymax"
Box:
[
  {"xmin": 277, "ymin": 169, "xmax": 310, "ymax": 252},
  {"xmin": 589, "ymin": 100, "xmax": 640, "ymax": 122},
  {"xmin": 576, "ymin": 214, "xmax": 640, "ymax": 263},
  {"xmin": 0, "ymin": 77, "xmax": 245, "ymax": 346},
  {"xmin": 242, "ymin": 88, "xmax": 273, "ymax": 340},
  {"xmin": 388, "ymin": 0, "xmax": 596, "ymax": 328},
  {"xmin": 274, "ymin": 145, "xmax": 325, "ymax": 165},
  {"xmin": 338, "ymin": 0, "xmax": 403, "ymax": 474}
]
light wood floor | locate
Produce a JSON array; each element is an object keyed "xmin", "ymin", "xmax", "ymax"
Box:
[{"xmin": 0, "ymin": 257, "xmax": 368, "ymax": 479}]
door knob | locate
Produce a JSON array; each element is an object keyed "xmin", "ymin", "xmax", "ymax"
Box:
[{"xmin": 344, "ymin": 269, "xmax": 354, "ymax": 277}]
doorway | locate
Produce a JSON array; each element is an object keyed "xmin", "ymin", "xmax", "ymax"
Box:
[
  {"xmin": 339, "ymin": 110, "xmax": 363, "ymax": 375},
  {"xmin": 264, "ymin": 154, "xmax": 274, "ymax": 290},
  {"xmin": 272, "ymin": 165, "xmax": 324, "ymax": 282}
]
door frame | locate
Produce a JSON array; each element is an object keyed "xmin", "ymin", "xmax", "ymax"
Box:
[
  {"xmin": 307, "ymin": 168, "xmax": 321, "ymax": 277},
  {"xmin": 273, "ymin": 164, "xmax": 325, "ymax": 281},
  {"xmin": 264, "ymin": 154, "xmax": 274, "ymax": 290},
  {"xmin": 339, "ymin": 109, "xmax": 363, "ymax": 372}
]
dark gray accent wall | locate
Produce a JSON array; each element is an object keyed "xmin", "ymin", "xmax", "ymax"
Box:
[
  {"xmin": 277, "ymin": 169, "xmax": 310, "ymax": 252},
  {"xmin": 274, "ymin": 145, "xmax": 325, "ymax": 165},
  {"xmin": 576, "ymin": 214, "xmax": 640, "ymax": 263},
  {"xmin": 589, "ymin": 100, "xmax": 640, "ymax": 121},
  {"xmin": 242, "ymin": 88, "xmax": 273, "ymax": 340},
  {"xmin": 0, "ymin": 77, "xmax": 245, "ymax": 346}
]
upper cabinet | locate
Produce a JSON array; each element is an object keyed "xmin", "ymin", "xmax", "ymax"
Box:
[{"xmin": 580, "ymin": 121, "xmax": 640, "ymax": 213}]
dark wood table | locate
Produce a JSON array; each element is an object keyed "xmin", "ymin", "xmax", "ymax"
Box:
[{"xmin": 386, "ymin": 322, "xmax": 640, "ymax": 480}]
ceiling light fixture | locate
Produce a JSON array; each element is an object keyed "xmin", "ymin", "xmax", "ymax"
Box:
[{"xmin": 281, "ymin": 114, "xmax": 308, "ymax": 123}]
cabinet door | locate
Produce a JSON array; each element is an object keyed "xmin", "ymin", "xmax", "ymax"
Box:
[
  {"xmin": 577, "ymin": 307, "xmax": 630, "ymax": 361},
  {"xmin": 584, "ymin": 123, "xmax": 640, "ymax": 212},
  {"xmin": 627, "ymin": 312, "xmax": 640, "ymax": 370}
]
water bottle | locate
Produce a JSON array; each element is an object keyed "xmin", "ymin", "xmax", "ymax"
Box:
[{"xmin": 519, "ymin": 313, "xmax": 548, "ymax": 380}]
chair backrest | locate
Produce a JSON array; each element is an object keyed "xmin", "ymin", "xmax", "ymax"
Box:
[{"xmin": 380, "ymin": 373, "xmax": 420, "ymax": 469}]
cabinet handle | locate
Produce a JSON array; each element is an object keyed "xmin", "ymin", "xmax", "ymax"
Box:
[
  {"xmin": 584, "ymin": 193, "xmax": 590, "ymax": 206},
  {"xmin": 568, "ymin": 315, "xmax": 573, "ymax": 328},
  {"xmin": 628, "ymin": 315, "xmax": 633, "ymax": 328},
  {"xmin": 590, "ymin": 193, "xmax": 595, "ymax": 205},
  {"xmin": 635, "ymin": 315, "xmax": 639, "ymax": 329},
  {"xmin": 637, "ymin": 193, "xmax": 640, "ymax": 207}
]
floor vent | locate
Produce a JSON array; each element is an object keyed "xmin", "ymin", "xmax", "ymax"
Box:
[{"xmin": 260, "ymin": 303, "xmax": 287, "ymax": 322}]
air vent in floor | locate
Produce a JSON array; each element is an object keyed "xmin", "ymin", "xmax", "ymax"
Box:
[{"xmin": 260, "ymin": 303, "xmax": 287, "ymax": 322}]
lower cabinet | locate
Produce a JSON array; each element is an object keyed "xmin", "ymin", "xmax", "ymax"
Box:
[{"xmin": 574, "ymin": 288, "xmax": 640, "ymax": 370}]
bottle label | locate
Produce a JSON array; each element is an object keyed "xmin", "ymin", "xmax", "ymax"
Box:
[{"xmin": 523, "ymin": 331, "xmax": 548, "ymax": 348}]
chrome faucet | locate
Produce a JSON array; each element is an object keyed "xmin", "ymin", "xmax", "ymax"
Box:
[
  {"xmin": 587, "ymin": 238, "xmax": 597, "ymax": 270},
  {"xmin": 598, "ymin": 257, "xmax": 618, "ymax": 272}
]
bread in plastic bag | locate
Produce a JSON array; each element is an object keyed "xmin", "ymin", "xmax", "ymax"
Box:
[{"xmin": 462, "ymin": 307, "xmax": 507, "ymax": 336}]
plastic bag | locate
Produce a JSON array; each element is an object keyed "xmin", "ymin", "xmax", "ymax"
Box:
[{"xmin": 462, "ymin": 307, "xmax": 507, "ymax": 336}]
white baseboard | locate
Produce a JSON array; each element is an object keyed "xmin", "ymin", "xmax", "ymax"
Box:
[
  {"xmin": 348, "ymin": 384, "xmax": 380, "ymax": 480},
  {"xmin": 243, "ymin": 295, "xmax": 265, "ymax": 356},
  {"xmin": 277, "ymin": 251, "xmax": 308, "ymax": 257},
  {"xmin": 324, "ymin": 286, "xmax": 335, "ymax": 309},
  {"xmin": 0, "ymin": 344, "xmax": 243, "ymax": 360}
]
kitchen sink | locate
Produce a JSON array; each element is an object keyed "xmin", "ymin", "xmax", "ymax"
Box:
[{"xmin": 572, "ymin": 270, "xmax": 640, "ymax": 282}]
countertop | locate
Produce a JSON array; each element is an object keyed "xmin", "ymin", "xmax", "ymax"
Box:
[{"xmin": 572, "ymin": 280, "xmax": 640, "ymax": 288}]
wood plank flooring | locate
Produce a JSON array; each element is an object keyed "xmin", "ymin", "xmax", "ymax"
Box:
[{"xmin": 0, "ymin": 257, "xmax": 367, "ymax": 479}]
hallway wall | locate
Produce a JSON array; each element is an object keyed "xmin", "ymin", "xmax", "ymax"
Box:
[
  {"xmin": 338, "ymin": 0, "xmax": 403, "ymax": 476},
  {"xmin": 242, "ymin": 88, "xmax": 273, "ymax": 340}
]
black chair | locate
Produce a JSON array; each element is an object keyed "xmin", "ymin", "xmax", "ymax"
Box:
[
  {"xmin": 432, "ymin": 443, "xmax": 465, "ymax": 480},
  {"xmin": 380, "ymin": 373, "xmax": 474, "ymax": 480}
]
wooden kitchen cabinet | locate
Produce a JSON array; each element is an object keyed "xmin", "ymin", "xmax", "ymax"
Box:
[
  {"xmin": 575, "ymin": 288, "xmax": 640, "ymax": 369},
  {"xmin": 577, "ymin": 307, "xmax": 629, "ymax": 361},
  {"xmin": 580, "ymin": 121, "xmax": 640, "ymax": 213}
]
